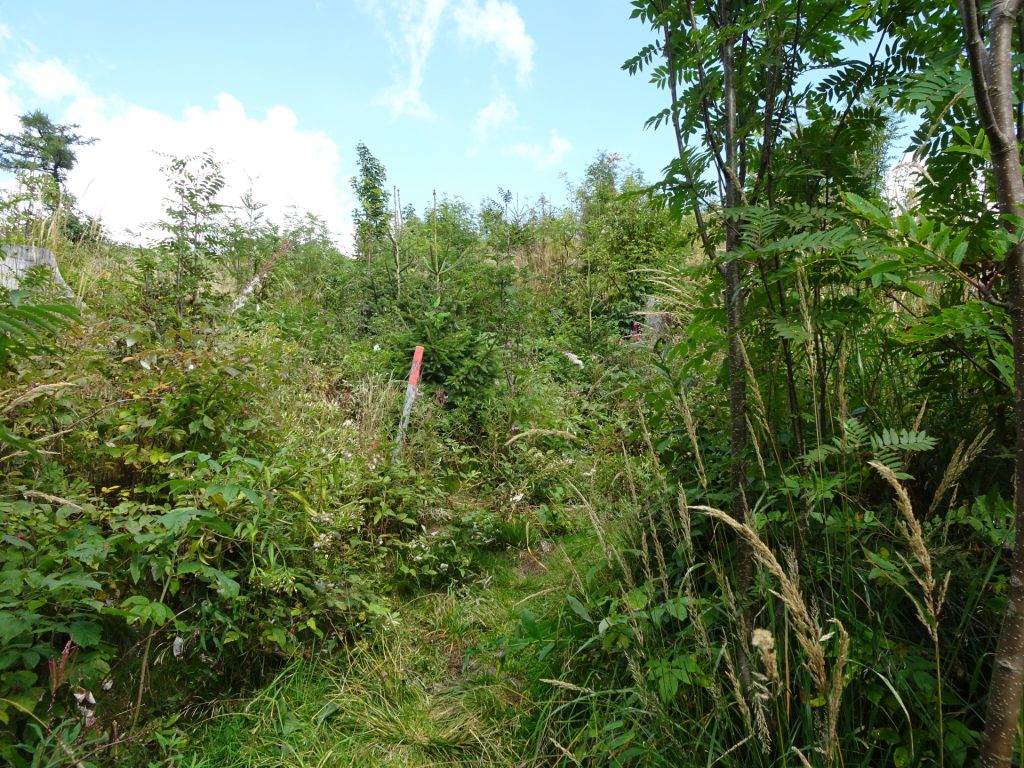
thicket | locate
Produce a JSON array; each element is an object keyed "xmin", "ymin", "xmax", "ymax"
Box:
[
  {"xmin": 0, "ymin": 147, "xmax": 679, "ymax": 765},
  {"xmin": 3, "ymin": 0, "xmax": 1024, "ymax": 763},
  {"xmin": 494, "ymin": 2, "xmax": 1024, "ymax": 767}
]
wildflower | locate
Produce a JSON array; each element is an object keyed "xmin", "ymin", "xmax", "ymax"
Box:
[
  {"xmin": 562, "ymin": 351, "xmax": 584, "ymax": 369},
  {"xmin": 73, "ymin": 689, "xmax": 97, "ymax": 726},
  {"xmin": 751, "ymin": 628, "xmax": 777, "ymax": 681}
]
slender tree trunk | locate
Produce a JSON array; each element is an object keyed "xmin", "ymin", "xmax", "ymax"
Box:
[
  {"xmin": 720, "ymin": 0, "xmax": 753, "ymax": 694},
  {"xmin": 985, "ymin": 240, "xmax": 1024, "ymax": 768},
  {"xmin": 721, "ymin": 0, "xmax": 748, "ymax": 548},
  {"xmin": 175, "ymin": 248, "xmax": 183, "ymax": 320},
  {"xmin": 957, "ymin": 0, "xmax": 1024, "ymax": 763},
  {"xmin": 659, "ymin": 0, "xmax": 752, "ymax": 677},
  {"xmin": 390, "ymin": 187, "xmax": 402, "ymax": 301}
]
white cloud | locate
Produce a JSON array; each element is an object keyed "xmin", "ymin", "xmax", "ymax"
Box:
[
  {"xmin": 375, "ymin": 81, "xmax": 434, "ymax": 121},
  {"xmin": 369, "ymin": 0, "xmax": 533, "ymax": 119},
  {"xmin": 0, "ymin": 25, "xmax": 12, "ymax": 43},
  {"xmin": 0, "ymin": 75, "xmax": 23, "ymax": 133},
  {"xmin": 0, "ymin": 77, "xmax": 21, "ymax": 202},
  {"xmin": 374, "ymin": 0, "xmax": 449, "ymax": 119},
  {"xmin": 453, "ymin": 0, "xmax": 533, "ymax": 86},
  {"xmin": 14, "ymin": 58, "xmax": 89, "ymax": 101},
  {"xmin": 471, "ymin": 93, "xmax": 517, "ymax": 144},
  {"xmin": 884, "ymin": 152, "xmax": 924, "ymax": 213},
  {"xmin": 505, "ymin": 130, "xmax": 572, "ymax": 169},
  {"xmin": 70, "ymin": 93, "xmax": 352, "ymax": 246},
  {"xmin": 1, "ymin": 57, "xmax": 353, "ymax": 247},
  {"xmin": 358, "ymin": 0, "xmax": 386, "ymax": 22}
]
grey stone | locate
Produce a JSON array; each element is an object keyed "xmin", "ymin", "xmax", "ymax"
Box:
[
  {"xmin": 0, "ymin": 244, "xmax": 74, "ymax": 297},
  {"xmin": 643, "ymin": 294, "xmax": 669, "ymax": 338}
]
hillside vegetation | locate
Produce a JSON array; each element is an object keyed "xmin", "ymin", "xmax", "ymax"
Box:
[{"xmin": 3, "ymin": 1, "xmax": 1024, "ymax": 766}]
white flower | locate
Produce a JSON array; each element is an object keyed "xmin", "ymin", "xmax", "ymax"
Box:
[
  {"xmin": 562, "ymin": 351, "xmax": 584, "ymax": 369},
  {"xmin": 73, "ymin": 690, "xmax": 96, "ymax": 720}
]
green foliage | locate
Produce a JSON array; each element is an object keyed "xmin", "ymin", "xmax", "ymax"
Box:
[
  {"xmin": 485, "ymin": 4, "xmax": 1023, "ymax": 767},
  {"xmin": 0, "ymin": 164, "xmax": 648, "ymax": 756},
  {"xmin": 407, "ymin": 304, "xmax": 499, "ymax": 409},
  {"xmin": 3, "ymin": 37, "xmax": 1017, "ymax": 764},
  {"xmin": 351, "ymin": 142, "xmax": 391, "ymax": 248},
  {"xmin": 0, "ymin": 288, "xmax": 78, "ymax": 454},
  {"xmin": 153, "ymin": 151, "xmax": 226, "ymax": 321},
  {"xmin": 0, "ymin": 110, "xmax": 96, "ymax": 189},
  {"xmin": 220, "ymin": 185, "xmax": 279, "ymax": 292},
  {"xmin": 0, "ymin": 289, "xmax": 77, "ymax": 372}
]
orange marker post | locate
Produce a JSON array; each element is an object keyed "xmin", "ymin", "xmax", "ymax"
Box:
[{"xmin": 394, "ymin": 345, "xmax": 425, "ymax": 459}]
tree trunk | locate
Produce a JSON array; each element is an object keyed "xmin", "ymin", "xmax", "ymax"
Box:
[
  {"xmin": 957, "ymin": 0, "xmax": 1024, "ymax": 764},
  {"xmin": 720, "ymin": 0, "xmax": 753, "ymax": 692}
]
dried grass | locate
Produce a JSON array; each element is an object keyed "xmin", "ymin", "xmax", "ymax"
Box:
[
  {"xmin": 929, "ymin": 429, "xmax": 993, "ymax": 516},
  {"xmin": 869, "ymin": 460, "xmax": 949, "ymax": 640},
  {"xmin": 677, "ymin": 384, "xmax": 708, "ymax": 489},
  {"xmin": 692, "ymin": 503, "xmax": 850, "ymax": 765}
]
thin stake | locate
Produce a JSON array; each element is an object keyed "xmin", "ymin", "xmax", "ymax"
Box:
[{"xmin": 394, "ymin": 345, "xmax": 424, "ymax": 460}]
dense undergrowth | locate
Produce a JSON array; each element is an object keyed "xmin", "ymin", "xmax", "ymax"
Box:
[
  {"xmin": 1, "ymin": 10, "xmax": 1023, "ymax": 762},
  {"xmin": 0, "ymin": 150, "xmax": 681, "ymax": 766}
]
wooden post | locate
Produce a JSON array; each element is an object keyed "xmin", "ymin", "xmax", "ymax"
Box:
[{"xmin": 394, "ymin": 345, "xmax": 424, "ymax": 460}]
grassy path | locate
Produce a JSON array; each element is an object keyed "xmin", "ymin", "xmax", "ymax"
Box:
[{"xmin": 180, "ymin": 538, "xmax": 589, "ymax": 767}]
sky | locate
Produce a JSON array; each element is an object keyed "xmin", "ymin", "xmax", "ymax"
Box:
[{"xmin": 0, "ymin": 1, "xmax": 679, "ymax": 250}]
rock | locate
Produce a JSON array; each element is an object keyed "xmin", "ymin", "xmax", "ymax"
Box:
[
  {"xmin": 0, "ymin": 244, "xmax": 75, "ymax": 297},
  {"xmin": 643, "ymin": 294, "xmax": 669, "ymax": 338}
]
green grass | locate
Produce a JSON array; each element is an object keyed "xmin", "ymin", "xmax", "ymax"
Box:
[{"xmin": 179, "ymin": 535, "xmax": 596, "ymax": 768}]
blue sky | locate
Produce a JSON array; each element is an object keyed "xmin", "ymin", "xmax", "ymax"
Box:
[{"xmin": 0, "ymin": 1, "xmax": 678, "ymax": 247}]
